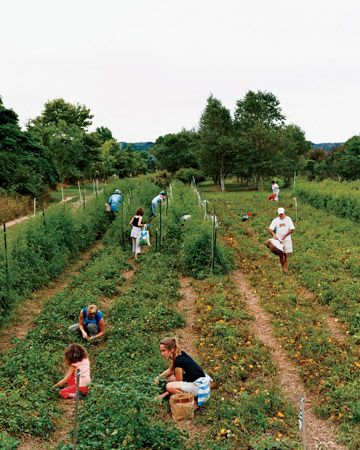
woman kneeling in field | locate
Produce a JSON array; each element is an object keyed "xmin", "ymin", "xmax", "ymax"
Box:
[
  {"xmin": 53, "ymin": 343, "xmax": 91, "ymax": 399},
  {"xmin": 156, "ymin": 337, "xmax": 211, "ymax": 408}
]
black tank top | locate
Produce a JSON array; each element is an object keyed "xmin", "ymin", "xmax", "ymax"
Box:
[{"xmin": 132, "ymin": 216, "xmax": 140, "ymax": 227}]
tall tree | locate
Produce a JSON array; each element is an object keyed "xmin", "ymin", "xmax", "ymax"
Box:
[
  {"xmin": 0, "ymin": 97, "xmax": 53, "ymax": 196},
  {"xmin": 277, "ymin": 124, "xmax": 310, "ymax": 185},
  {"xmin": 199, "ymin": 95, "xmax": 234, "ymax": 191},
  {"xmin": 27, "ymin": 99, "xmax": 99, "ymax": 182},
  {"xmin": 234, "ymin": 90, "xmax": 285, "ymax": 189},
  {"xmin": 28, "ymin": 98, "xmax": 93, "ymax": 130},
  {"xmin": 325, "ymin": 136, "xmax": 360, "ymax": 180},
  {"xmin": 153, "ymin": 129, "xmax": 200, "ymax": 173}
]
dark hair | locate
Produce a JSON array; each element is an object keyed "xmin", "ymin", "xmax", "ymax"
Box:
[
  {"xmin": 64, "ymin": 344, "xmax": 88, "ymax": 365},
  {"xmin": 136, "ymin": 208, "xmax": 144, "ymax": 216},
  {"xmin": 272, "ymin": 180, "xmax": 276, "ymax": 184}
]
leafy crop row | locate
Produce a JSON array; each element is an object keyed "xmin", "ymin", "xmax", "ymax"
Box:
[
  {"xmin": 191, "ymin": 277, "xmax": 301, "ymax": 449},
  {"xmin": 202, "ymin": 187, "xmax": 359, "ymax": 448},
  {"xmin": 0, "ymin": 179, "xmax": 145, "ymax": 316},
  {"xmin": 159, "ymin": 181, "xmax": 234, "ymax": 278},
  {"xmin": 296, "ymin": 179, "xmax": 360, "ymax": 223}
]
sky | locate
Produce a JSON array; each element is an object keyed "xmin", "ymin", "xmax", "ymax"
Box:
[{"xmin": 1, "ymin": 0, "xmax": 359, "ymax": 143}]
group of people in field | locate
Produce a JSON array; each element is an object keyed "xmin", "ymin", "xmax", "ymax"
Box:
[
  {"xmin": 55, "ymin": 302, "xmax": 209, "ymax": 409},
  {"xmin": 54, "ymin": 183, "xmax": 294, "ymax": 410},
  {"xmin": 54, "ymin": 187, "xmax": 209, "ymax": 410}
]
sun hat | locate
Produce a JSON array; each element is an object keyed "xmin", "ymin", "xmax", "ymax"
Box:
[
  {"xmin": 277, "ymin": 207, "xmax": 285, "ymax": 214},
  {"xmin": 114, "ymin": 189, "xmax": 121, "ymax": 194}
]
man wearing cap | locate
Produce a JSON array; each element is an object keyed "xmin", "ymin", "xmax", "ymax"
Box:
[
  {"xmin": 268, "ymin": 207, "xmax": 295, "ymax": 274},
  {"xmin": 108, "ymin": 189, "xmax": 123, "ymax": 213},
  {"xmin": 151, "ymin": 191, "xmax": 167, "ymax": 216}
]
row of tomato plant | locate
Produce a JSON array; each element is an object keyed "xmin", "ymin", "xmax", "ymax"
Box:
[
  {"xmin": 295, "ymin": 179, "xmax": 360, "ymax": 222},
  {"xmin": 0, "ymin": 179, "xmax": 141, "ymax": 316},
  {"xmin": 200, "ymin": 185, "xmax": 359, "ymax": 449},
  {"xmin": 88, "ymin": 181, "xmax": 302, "ymax": 449},
  {"xmin": 0, "ymin": 179, "xmax": 161, "ymax": 448}
]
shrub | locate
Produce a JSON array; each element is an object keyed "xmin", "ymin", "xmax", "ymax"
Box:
[{"xmin": 175, "ymin": 168, "xmax": 205, "ymax": 184}]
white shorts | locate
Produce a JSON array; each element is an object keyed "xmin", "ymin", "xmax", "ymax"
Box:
[
  {"xmin": 283, "ymin": 240, "xmax": 293, "ymax": 254},
  {"xmin": 179, "ymin": 381, "xmax": 199, "ymax": 397},
  {"xmin": 130, "ymin": 226, "xmax": 141, "ymax": 238}
]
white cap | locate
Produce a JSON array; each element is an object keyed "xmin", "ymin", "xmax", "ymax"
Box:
[{"xmin": 277, "ymin": 207, "xmax": 285, "ymax": 214}]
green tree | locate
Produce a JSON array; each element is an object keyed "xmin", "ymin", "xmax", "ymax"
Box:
[
  {"xmin": 27, "ymin": 99, "xmax": 100, "ymax": 182},
  {"xmin": 199, "ymin": 95, "xmax": 234, "ymax": 190},
  {"xmin": 0, "ymin": 97, "xmax": 53, "ymax": 196},
  {"xmin": 29, "ymin": 98, "xmax": 93, "ymax": 130},
  {"xmin": 234, "ymin": 90, "xmax": 285, "ymax": 189},
  {"xmin": 95, "ymin": 126, "xmax": 113, "ymax": 143},
  {"xmin": 277, "ymin": 124, "xmax": 310, "ymax": 185},
  {"xmin": 325, "ymin": 136, "xmax": 360, "ymax": 181},
  {"xmin": 153, "ymin": 130, "xmax": 200, "ymax": 173}
]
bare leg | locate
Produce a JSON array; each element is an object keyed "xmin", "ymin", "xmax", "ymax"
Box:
[{"xmin": 283, "ymin": 253, "xmax": 289, "ymax": 273}]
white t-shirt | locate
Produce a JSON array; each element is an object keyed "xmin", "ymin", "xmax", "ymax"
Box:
[
  {"xmin": 269, "ymin": 216, "xmax": 295, "ymax": 242},
  {"xmin": 272, "ymin": 183, "xmax": 280, "ymax": 195}
]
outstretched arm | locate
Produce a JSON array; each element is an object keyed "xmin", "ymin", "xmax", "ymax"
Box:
[{"xmin": 53, "ymin": 366, "xmax": 75, "ymax": 388}]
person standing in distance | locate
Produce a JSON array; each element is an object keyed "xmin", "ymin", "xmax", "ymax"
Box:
[
  {"xmin": 129, "ymin": 207, "xmax": 145, "ymax": 260},
  {"xmin": 108, "ymin": 189, "xmax": 122, "ymax": 213},
  {"xmin": 271, "ymin": 181, "xmax": 280, "ymax": 201},
  {"xmin": 268, "ymin": 207, "xmax": 295, "ymax": 274},
  {"xmin": 151, "ymin": 191, "xmax": 167, "ymax": 216}
]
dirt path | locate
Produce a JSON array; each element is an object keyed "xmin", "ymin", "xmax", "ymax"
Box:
[
  {"xmin": 5, "ymin": 197, "xmax": 76, "ymax": 229},
  {"xmin": 232, "ymin": 270, "xmax": 347, "ymax": 450},
  {"xmin": 0, "ymin": 242, "xmax": 104, "ymax": 353},
  {"xmin": 173, "ymin": 277, "xmax": 209, "ymax": 443}
]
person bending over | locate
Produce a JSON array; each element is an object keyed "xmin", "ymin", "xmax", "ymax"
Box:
[
  {"xmin": 69, "ymin": 304, "xmax": 105, "ymax": 341},
  {"xmin": 156, "ymin": 337, "xmax": 211, "ymax": 408}
]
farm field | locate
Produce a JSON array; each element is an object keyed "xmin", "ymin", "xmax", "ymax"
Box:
[
  {"xmin": 0, "ymin": 178, "xmax": 358, "ymax": 449},
  {"xmin": 198, "ymin": 179, "xmax": 359, "ymax": 449}
]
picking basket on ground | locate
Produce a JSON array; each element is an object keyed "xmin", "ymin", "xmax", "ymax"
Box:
[{"xmin": 169, "ymin": 393, "xmax": 195, "ymax": 420}]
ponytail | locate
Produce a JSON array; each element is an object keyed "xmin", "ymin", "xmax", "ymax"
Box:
[{"xmin": 160, "ymin": 336, "xmax": 181, "ymax": 366}]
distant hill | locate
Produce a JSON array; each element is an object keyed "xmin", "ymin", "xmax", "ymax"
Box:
[
  {"xmin": 311, "ymin": 142, "xmax": 343, "ymax": 152},
  {"xmin": 119, "ymin": 142, "xmax": 154, "ymax": 151}
]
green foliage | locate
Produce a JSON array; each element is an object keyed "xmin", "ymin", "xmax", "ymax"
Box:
[
  {"xmin": 296, "ymin": 179, "xmax": 360, "ymax": 222},
  {"xmin": 175, "ymin": 167, "xmax": 205, "ymax": 184},
  {"xmin": 201, "ymin": 184, "xmax": 360, "ymax": 447},
  {"xmin": 163, "ymin": 181, "xmax": 234, "ymax": 278},
  {"xmin": 180, "ymin": 227, "xmax": 234, "ymax": 278},
  {"xmin": 199, "ymin": 95, "xmax": 234, "ymax": 190},
  {"xmin": 28, "ymin": 98, "xmax": 93, "ymax": 130},
  {"xmin": 233, "ymin": 90, "xmax": 286, "ymax": 187},
  {"xmin": 0, "ymin": 432, "xmax": 20, "ymax": 450},
  {"xmin": 0, "ymin": 97, "xmax": 54, "ymax": 196},
  {"xmin": 153, "ymin": 130, "xmax": 200, "ymax": 173}
]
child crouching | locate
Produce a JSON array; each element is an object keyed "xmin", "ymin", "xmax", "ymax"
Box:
[{"xmin": 53, "ymin": 343, "xmax": 91, "ymax": 399}]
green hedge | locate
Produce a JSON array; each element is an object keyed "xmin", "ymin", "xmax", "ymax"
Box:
[{"xmin": 296, "ymin": 179, "xmax": 360, "ymax": 222}]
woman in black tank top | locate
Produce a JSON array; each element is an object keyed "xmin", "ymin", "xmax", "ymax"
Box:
[{"xmin": 129, "ymin": 208, "xmax": 144, "ymax": 260}]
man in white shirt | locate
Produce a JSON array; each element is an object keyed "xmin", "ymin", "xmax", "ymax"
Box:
[
  {"xmin": 268, "ymin": 207, "xmax": 295, "ymax": 274},
  {"xmin": 271, "ymin": 181, "xmax": 280, "ymax": 201}
]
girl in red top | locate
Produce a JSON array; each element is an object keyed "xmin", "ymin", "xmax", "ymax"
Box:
[{"xmin": 54, "ymin": 343, "xmax": 91, "ymax": 399}]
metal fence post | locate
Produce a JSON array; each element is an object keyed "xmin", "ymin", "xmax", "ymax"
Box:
[
  {"xmin": 159, "ymin": 202, "xmax": 162, "ymax": 252},
  {"xmin": 73, "ymin": 369, "xmax": 81, "ymax": 449}
]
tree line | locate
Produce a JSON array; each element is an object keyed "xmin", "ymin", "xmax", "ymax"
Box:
[
  {"xmin": 1, "ymin": 91, "xmax": 359, "ymax": 199},
  {"xmin": 0, "ymin": 97, "xmax": 149, "ymax": 198},
  {"xmin": 152, "ymin": 91, "xmax": 360, "ymax": 189}
]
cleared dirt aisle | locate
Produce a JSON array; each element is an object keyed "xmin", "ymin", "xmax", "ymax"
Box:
[{"xmin": 232, "ymin": 270, "xmax": 347, "ymax": 450}]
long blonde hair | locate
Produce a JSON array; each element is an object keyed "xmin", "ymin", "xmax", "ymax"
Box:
[{"xmin": 160, "ymin": 337, "xmax": 181, "ymax": 366}]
